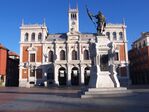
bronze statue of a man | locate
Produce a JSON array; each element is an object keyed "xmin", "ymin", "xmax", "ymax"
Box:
[
  {"xmin": 94, "ymin": 11, "xmax": 106, "ymax": 35},
  {"xmin": 86, "ymin": 6, "xmax": 106, "ymax": 35}
]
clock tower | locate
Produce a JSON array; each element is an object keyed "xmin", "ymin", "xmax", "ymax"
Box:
[{"xmin": 68, "ymin": 1, "xmax": 79, "ymax": 33}]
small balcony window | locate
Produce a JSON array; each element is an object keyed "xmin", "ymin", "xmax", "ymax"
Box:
[
  {"xmin": 30, "ymin": 53, "xmax": 35, "ymax": 62},
  {"xmin": 31, "ymin": 33, "xmax": 35, "ymax": 41}
]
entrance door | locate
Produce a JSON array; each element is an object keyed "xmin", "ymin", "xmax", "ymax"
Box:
[
  {"xmin": 84, "ymin": 67, "xmax": 90, "ymax": 85},
  {"xmin": 58, "ymin": 67, "xmax": 67, "ymax": 85},
  {"xmin": 71, "ymin": 67, "xmax": 79, "ymax": 86}
]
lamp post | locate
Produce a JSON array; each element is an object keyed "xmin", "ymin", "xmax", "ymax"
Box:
[{"xmin": 23, "ymin": 61, "xmax": 37, "ymax": 87}]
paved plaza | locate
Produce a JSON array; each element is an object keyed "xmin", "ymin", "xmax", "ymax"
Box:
[{"xmin": 0, "ymin": 87, "xmax": 149, "ymax": 112}]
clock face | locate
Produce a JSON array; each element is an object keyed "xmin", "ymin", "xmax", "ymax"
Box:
[
  {"xmin": 71, "ymin": 28, "xmax": 74, "ymax": 31},
  {"xmin": 72, "ymin": 21, "xmax": 75, "ymax": 25}
]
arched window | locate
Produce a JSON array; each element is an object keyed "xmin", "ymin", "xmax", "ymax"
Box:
[
  {"xmin": 72, "ymin": 50, "xmax": 77, "ymax": 60},
  {"xmin": 31, "ymin": 33, "xmax": 35, "ymax": 41},
  {"xmin": 106, "ymin": 32, "xmax": 110, "ymax": 39},
  {"xmin": 38, "ymin": 33, "xmax": 42, "ymax": 41},
  {"xmin": 113, "ymin": 32, "xmax": 117, "ymax": 40},
  {"xmin": 71, "ymin": 14, "xmax": 73, "ymax": 19},
  {"xmin": 119, "ymin": 32, "xmax": 123, "ymax": 40},
  {"xmin": 74, "ymin": 14, "xmax": 77, "ymax": 20},
  {"xmin": 71, "ymin": 13, "xmax": 77, "ymax": 20},
  {"xmin": 48, "ymin": 51, "xmax": 54, "ymax": 62},
  {"xmin": 60, "ymin": 50, "xmax": 66, "ymax": 60},
  {"xmin": 84, "ymin": 50, "xmax": 89, "ymax": 60},
  {"xmin": 24, "ymin": 33, "xmax": 29, "ymax": 42}
]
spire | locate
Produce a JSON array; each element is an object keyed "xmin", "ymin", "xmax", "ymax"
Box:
[
  {"xmin": 76, "ymin": 0, "xmax": 78, "ymax": 10},
  {"xmin": 68, "ymin": 0, "xmax": 70, "ymax": 10},
  {"xmin": 43, "ymin": 18, "xmax": 46, "ymax": 26},
  {"xmin": 21, "ymin": 19, "xmax": 24, "ymax": 26},
  {"xmin": 122, "ymin": 18, "xmax": 125, "ymax": 25},
  {"xmin": 68, "ymin": 0, "xmax": 78, "ymax": 10}
]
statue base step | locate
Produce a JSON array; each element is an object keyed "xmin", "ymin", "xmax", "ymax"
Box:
[{"xmin": 81, "ymin": 87, "xmax": 132, "ymax": 98}]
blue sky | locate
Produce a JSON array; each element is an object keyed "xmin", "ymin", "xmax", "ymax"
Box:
[{"xmin": 0, "ymin": 0, "xmax": 149, "ymax": 54}]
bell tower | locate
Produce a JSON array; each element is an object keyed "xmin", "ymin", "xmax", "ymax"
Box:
[{"xmin": 68, "ymin": 0, "xmax": 79, "ymax": 33}]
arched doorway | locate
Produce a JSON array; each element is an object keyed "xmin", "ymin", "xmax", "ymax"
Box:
[
  {"xmin": 58, "ymin": 67, "xmax": 67, "ymax": 85},
  {"xmin": 71, "ymin": 67, "xmax": 79, "ymax": 86},
  {"xmin": 84, "ymin": 67, "xmax": 90, "ymax": 85}
]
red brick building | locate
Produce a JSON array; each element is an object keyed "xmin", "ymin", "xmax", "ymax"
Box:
[
  {"xmin": 0, "ymin": 43, "xmax": 8, "ymax": 85},
  {"xmin": 6, "ymin": 52, "xmax": 19, "ymax": 86},
  {"xmin": 0, "ymin": 43, "xmax": 19, "ymax": 86},
  {"xmin": 129, "ymin": 32, "xmax": 149, "ymax": 84}
]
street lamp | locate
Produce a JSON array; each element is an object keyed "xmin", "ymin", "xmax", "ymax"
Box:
[{"xmin": 23, "ymin": 61, "xmax": 37, "ymax": 87}]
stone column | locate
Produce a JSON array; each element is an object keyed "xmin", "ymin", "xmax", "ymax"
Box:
[
  {"xmin": 78, "ymin": 42, "xmax": 82, "ymax": 60},
  {"xmin": 66, "ymin": 42, "xmax": 69, "ymax": 61},
  {"xmin": 54, "ymin": 41, "xmax": 57, "ymax": 61},
  {"xmin": 19, "ymin": 68, "xmax": 22, "ymax": 85},
  {"xmin": 67, "ymin": 65, "xmax": 71, "ymax": 86},
  {"xmin": 80, "ymin": 66, "xmax": 85, "ymax": 85},
  {"xmin": 68, "ymin": 43, "xmax": 71, "ymax": 61},
  {"xmin": 54, "ymin": 65, "xmax": 59, "ymax": 85}
]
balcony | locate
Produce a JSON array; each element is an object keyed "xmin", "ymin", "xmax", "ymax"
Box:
[{"xmin": 55, "ymin": 60, "xmax": 67, "ymax": 64}]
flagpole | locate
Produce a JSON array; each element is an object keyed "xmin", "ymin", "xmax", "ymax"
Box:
[{"xmin": 85, "ymin": 5, "xmax": 96, "ymax": 29}]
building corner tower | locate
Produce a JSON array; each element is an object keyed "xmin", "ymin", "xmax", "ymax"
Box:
[{"xmin": 68, "ymin": 0, "xmax": 79, "ymax": 33}]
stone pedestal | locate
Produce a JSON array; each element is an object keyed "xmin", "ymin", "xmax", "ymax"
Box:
[
  {"xmin": 89, "ymin": 35, "xmax": 120, "ymax": 88},
  {"xmin": 81, "ymin": 35, "xmax": 124, "ymax": 98},
  {"xmin": 89, "ymin": 65, "xmax": 115, "ymax": 88}
]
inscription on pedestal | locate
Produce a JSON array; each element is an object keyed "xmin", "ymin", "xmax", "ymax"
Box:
[{"xmin": 100, "ymin": 54, "xmax": 108, "ymax": 71}]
